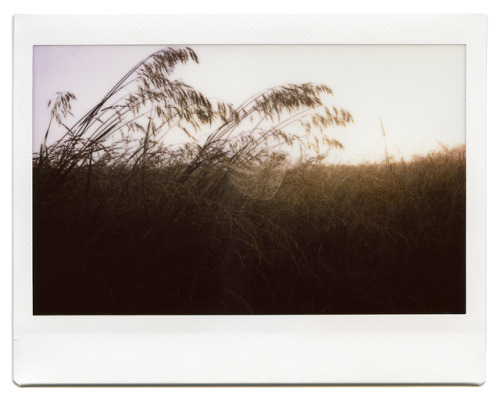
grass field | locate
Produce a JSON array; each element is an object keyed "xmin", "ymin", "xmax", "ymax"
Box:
[
  {"xmin": 33, "ymin": 145, "xmax": 465, "ymax": 315},
  {"xmin": 32, "ymin": 47, "xmax": 465, "ymax": 315}
]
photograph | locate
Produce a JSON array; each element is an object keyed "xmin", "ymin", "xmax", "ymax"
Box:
[
  {"xmin": 32, "ymin": 44, "xmax": 466, "ymax": 315},
  {"xmin": 13, "ymin": 13, "xmax": 488, "ymax": 386}
]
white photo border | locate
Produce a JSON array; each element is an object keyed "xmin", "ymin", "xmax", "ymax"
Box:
[{"xmin": 13, "ymin": 14, "xmax": 487, "ymax": 385}]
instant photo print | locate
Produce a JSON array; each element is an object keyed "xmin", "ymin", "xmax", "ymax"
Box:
[{"xmin": 13, "ymin": 14, "xmax": 487, "ymax": 385}]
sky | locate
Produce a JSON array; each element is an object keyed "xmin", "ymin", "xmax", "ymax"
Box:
[{"xmin": 33, "ymin": 44, "xmax": 465, "ymax": 164}]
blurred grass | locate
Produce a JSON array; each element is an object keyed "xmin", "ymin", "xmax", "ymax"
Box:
[{"xmin": 33, "ymin": 145, "xmax": 465, "ymax": 315}]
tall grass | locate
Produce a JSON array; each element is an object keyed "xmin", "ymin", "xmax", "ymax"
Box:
[
  {"xmin": 32, "ymin": 47, "xmax": 464, "ymax": 314},
  {"xmin": 33, "ymin": 145, "xmax": 465, "ymax": 314}
]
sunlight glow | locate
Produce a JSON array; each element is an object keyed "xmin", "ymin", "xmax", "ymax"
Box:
[{"xmin": 33, "ymin": 45, "xmax": 465, "ymax": 164}]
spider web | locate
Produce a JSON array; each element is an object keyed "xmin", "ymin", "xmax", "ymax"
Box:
[{"xmin": 227, "ymin": 153, "xmax": 291, "ymax": 200}]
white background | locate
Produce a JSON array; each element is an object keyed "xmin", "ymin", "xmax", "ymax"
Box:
[{"xmin": 2, "ymin": 1, "xmax": 498, "ymax": 398}]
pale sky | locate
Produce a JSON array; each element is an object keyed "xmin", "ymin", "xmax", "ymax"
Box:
[{"xmin": 33, "ymin": 45, "xmax": 465, "ymax": 164}]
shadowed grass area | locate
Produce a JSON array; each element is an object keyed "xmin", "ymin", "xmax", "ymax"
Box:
[{"xmin": 33, "ymin": 146, "xmax": 465, "ymax": 315}]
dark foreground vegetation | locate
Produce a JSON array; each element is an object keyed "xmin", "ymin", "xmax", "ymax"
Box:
[{"xmin": 33, "ymin": 147, "xmax": 465, "ymax": 315}]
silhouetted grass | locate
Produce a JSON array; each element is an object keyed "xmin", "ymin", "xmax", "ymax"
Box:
[{"xmin": 33, "ymin": 145, "xmax": 465, "ymax": 315}]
